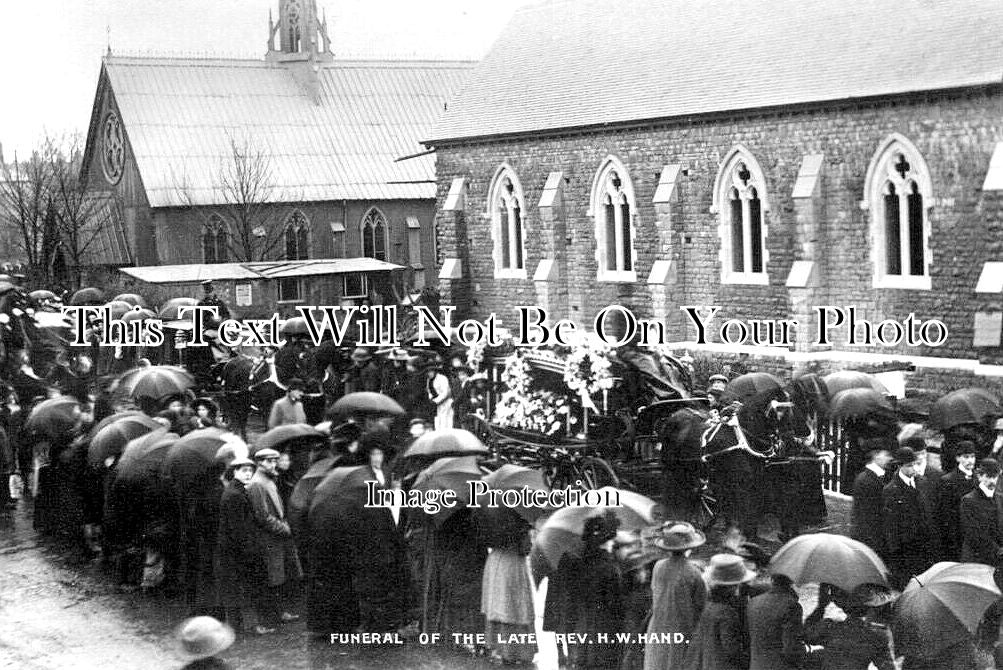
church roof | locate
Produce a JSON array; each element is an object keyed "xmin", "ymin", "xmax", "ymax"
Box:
[
  {"xmin": 428, "ymin": 0, "xmax": 1003, "ymax": 143},
  {"xmin": 98, "ymin": 56, "xmax": 472, "ymax": 207}
]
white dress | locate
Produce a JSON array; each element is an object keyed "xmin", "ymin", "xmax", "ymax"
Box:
[{"xmin": 429, "ymin": 373, "xmax": 454, "ymax": 430}]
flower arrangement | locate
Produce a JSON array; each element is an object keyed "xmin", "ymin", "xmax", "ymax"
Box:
[
  {"xmin": 466, "ymin": 339, "xmax": 487, "ymax": 372},
  {"xmin": 563, "ymin": 332, "xmax": 616, "ymax": 398},
  {"xmin": 492, "ymin": 352, "xmax": 575, "ymax": 436}
]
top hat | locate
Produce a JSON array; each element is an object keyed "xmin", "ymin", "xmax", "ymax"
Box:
[
  {"xmin": 654, "ymin": 521, "xmax": 706, "ymax": 552},
  {"xmin": 703, "ymin": 554, "xmax": 756, "ymax": 586},
  {"xmin": 175, "ymin": 616, "xmax": 235, "ymax": 660}
]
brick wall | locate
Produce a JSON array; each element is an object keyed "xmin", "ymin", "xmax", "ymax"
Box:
[{"xmin": 432, "ymin": 87, "xmax": 1003, "ymax": 366}]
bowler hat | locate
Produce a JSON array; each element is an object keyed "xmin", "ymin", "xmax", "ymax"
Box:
[
  {"xmin": 977, "ymin": 458, "xmax": 1002, "ymax": 476},
  {"xmin": 703, "ymin": 554, "xmax": 756, "ymax": 586},
  {"xmin": 955, "ymin": 440, "xmax": 978, "ymax": 456},
  {"xmin": 899, "ymin": 436, "xmax": 928, "ymax": 452},
  {"xmin": 654, "ymin": 521, "xmax": 706, "ymax": 552},
  {"xmin": 175, "ymin": 616, "xmax": 235, "ymax": 659},
  {"xmin": 893, "ymin": 446, "xmax": 920, "ymax": 466},
  {"xmin": 253, "ymin": 448, "xmax": 281, "ymax": 461},
  {"xmin": 583, "ymin": 512, "xmax": 620, "ymax": 546}
]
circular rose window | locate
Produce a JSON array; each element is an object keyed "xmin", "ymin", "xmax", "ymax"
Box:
[{"xmin": 101, "ymin": 112, "xmax": 125, "ymax": 185}]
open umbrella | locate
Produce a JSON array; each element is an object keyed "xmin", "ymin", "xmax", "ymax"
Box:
[
  {"xmin": 158, "ymin": 297, "xmax": 199, "ymax": 328},
  {"xmin": 280, "ymin": 317, "xmax": 310, "ymax": 336},
  {"xmin": 930, "ymin": 388, "xmax": 1003, "ymax": 431},
  {"xmin": 769, "ymin": 532, "xmax": 890, "ymax": 592},
  {"xmin": 87, "ymin": 413, "xmax": 161, "ymax": 468},
  {"xmin": 530, "ymin": 488, "xmax": 663, "ymax": 581},
  {"xmin": 254, "ymin": 423, "xmax": 327, "ymax": 454},
  {"xmin": 162, "ymin": 428, "xmax": 248, "ymax": 494},
  {"xmin": 288, "ymin": 455, "xmax": 338, "ymax": 537},
  {"xmin": 25, "ymin": 397, "xmax": 82, "ymax": 441},
  {"xmin": 894, "ymin": 562, "xmax": 1001, "ymax": 661},
  {"xmin": 412, "ymin": 455, "xmax": 484, "ymax": 526},
  {"xmin": 829, "ymin": 388, "xmax": 894, "ymax": 421},
  {"xmin": 823, "ymin": 371, "xmax": 888, "ymax": 398},
  {"xmin": 402, "ymin": 428, "xmax": 491, "ymax": 459},
  {"xmin": 116, "ymin": 428, "xmax": 179, "ymax": 487},
  {"xmin": 327, "ymin": 392, "xmax": 406, "ymax": 421},
  {"xmin": 113, "ymin": 293, "xmax": 148, "ymax": 308},
  {"xmin": 118, "ymin": 365, "xmax": 195, "ymax": 403},
  {"xmin": 29, "ymin": 289, "xmax": 60, "ymax": 303},
  {"xmin": 89, "ymin": 410, "xmax": 147, "ymax": 437},
  {"xmin": 104, "ymin": 300, "xmax": 133, "ymax": 320},
  {"xmin": 723, "ymin": 372, "xmax": 784, "ymax": 404},
  {"xmin": 121, "ymin": 308, "xmax": 157, "ymax": 323},
  {"xmin": 70, "ymin": 287, "xmax": 104, "ymax": 306},
  {"xmin": 478, "ymin": 464, "xmax": 553, "ymax": 524}
]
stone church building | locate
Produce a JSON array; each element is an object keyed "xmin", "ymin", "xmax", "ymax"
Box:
[
  {"xmin": 425, "ymin": 0, "xmax": 1003, "ymax": 389},
  {"xmin": 81, "ymin": 0, "xmax": 470, "ymax": 315}
]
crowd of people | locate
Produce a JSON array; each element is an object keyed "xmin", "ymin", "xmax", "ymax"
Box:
[{"xmin": 5, "ymin": 284, "xmax": 1003, "ymax": 669}]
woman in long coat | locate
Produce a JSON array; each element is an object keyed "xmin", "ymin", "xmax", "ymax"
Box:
[
  {"xmin": 644, "ymin": 523, "xmax": 707, "ymax": 670},
  {"xmin": 216, "ymin": 458, "xmax": 263, "ymax": 631},
  {"xmin": 684, "ymin": 554, "xmax": 755, "ymax": 670},
  {"xmin": 423, "ymin": 507, "xmax": 488, "ymax": 647}
]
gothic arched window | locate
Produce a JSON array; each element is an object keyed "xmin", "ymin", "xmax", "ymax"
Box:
[
  {"xmin": 864, "ymin": 134, "xmax": 933, "ymax": 290},
  {"xmin": 590, "ymin": 157, "xmax": 637, "ymax": 281},
  {"xmin": 361, "ymin": 208, "xmax": 389, "ymax": 262},
  {"xmin": 713, "ymin": 147, "xmax": 770, "ymax": 285},
  {"xmin": 488, "ymin": 166, "xmax": 527, "ymax": 278},
  {"xmin": 201, "ymin": 214, "xmax": 228, "ymax": 264},
  {"xmin": 284, "ymin": 210, "xmax": 310, "ymax": 261}
]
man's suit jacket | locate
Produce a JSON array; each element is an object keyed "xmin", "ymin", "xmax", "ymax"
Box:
[
  {"xmin": 936, "ymin": 469, "xmax": 976, "ymax": 560},
  {"xmin": 851, "ymin": 468, "xmax": 889, "ymax": 554},
  {"xmin": 959, "ymin": 487, "xmax": 1003, "ymax": 566},
  {"xmin": 882, "ymin": 475, "xmax": 934, "ymax": 556}
]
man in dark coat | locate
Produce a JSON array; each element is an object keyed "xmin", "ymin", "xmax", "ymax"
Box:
[
  {"xmin": 747, "ymin": 572, "xmax": 807, "ymax": 670},
  {"xmin": 936, "ymin": 440, "xmax": 978, "ymax": 561},
  {"xmin": 851, "ymin": 442, "xmax": 892, "ymax": 555},
  {"xmin": 247, "ymin": 448, "xmax": 303, "ymax": 626},
  {"xmin": 219, "ymin": 348, "xmax": 254, "ymax": 440},
  {"xmin": 343, "ymin": 347, "xmax": 381, "ymax": 394},
  {"xmin": 197, "ymin": 280, "xmax": 231, "ymax": 321},
  {"xmin": 960, "ymin": 458, "xmax": 1003, "ymax": 566},
  {"xmin": 908, "ymin": 437, "xmax": 944, "ymax": 560},
  {"xmin": 882, "ymin": 446, "xmax": 937, "ymax": 589},
  {"xmin": 216, "ymin": 458, "xmax": 267, "ymax": 633}
]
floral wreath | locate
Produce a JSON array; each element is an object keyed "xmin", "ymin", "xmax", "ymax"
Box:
[
  {"xmin": 563, "ymin": 333, "xmax": 615, "ymax": 398},
  {"xmin": 492, "ymin": 352, "xmax": 574, "ymax": 435}
]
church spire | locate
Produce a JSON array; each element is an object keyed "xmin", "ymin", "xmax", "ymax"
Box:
[{"xmin": 266, "ymin": 0, "xmax": 333, "ymax": 62}]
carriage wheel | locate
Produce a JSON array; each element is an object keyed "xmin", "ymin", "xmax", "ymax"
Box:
[
  {"xmin": 693, "ymin": 483, "xmax": 718, "ymax": 532},
  {"xmin": 578, "ymin": 457, "xmax": 620, "ymax": 490}
]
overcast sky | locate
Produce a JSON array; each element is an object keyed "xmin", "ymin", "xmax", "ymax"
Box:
[{"xmin": 0, "ymin": 0, "xmax": 534, "ymax": 158}]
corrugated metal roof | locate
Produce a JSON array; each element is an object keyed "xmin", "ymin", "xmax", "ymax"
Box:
[
  {"xmin": 104, "ymin": 57, "xmax": 472, "ymax": 207},
  {"xmin": 428, "ymin": 0, "xmax": 1003, "ymax": 142},
  {"xmin": 120, "ymin": 257, "xmax": 403, "ymax": 284}
]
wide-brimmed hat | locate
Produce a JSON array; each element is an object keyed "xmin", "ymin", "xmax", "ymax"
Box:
[
  {"xmin": 654, "ymin": 521, "xmax": 706, "ymax": 552},
  {"xmin": 704, "ymin": 553, "xmax": 756, "ymax": 586},
  {"xmin": 175, "ymin": 616, "xmax": 235, "ymax": 659},
  {"xmin": 955, "ymin": 440, "xmax": 978, "ymax": 456},
  {"xmin": 707, "ymin": 374, "xmax": 729, "ymax": 396},
  {"xmin": 351, "ymin": 347, "xmax": 374, "ymax": 362},
  {"xmin": 192, "ymin": 397, "xmax": 218, "ymax": 414},
  {"xmin": 893, "ymin": 446, "xmax": 921, "ymax": 466}
]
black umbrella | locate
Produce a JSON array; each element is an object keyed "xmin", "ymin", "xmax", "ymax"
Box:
[
  {"xmin": 89, "ymin": 411, "xmax": 148, "ymax": 438},
  {"xmin": 25, "ymin": 397, "xmax": 81, "ymax": 441},
  {"xmin": 162, "ymin": 428, "xmax": 248, "ymax": 494},
  {"xmin": 87, "ymin": 413, "xmax": 161, "ymax": 468},
  {"xmin": 113, "ymin": 293, "xmax": 148, "ymax": 308},
  {"xmin": 254, "ymin": 424, "xmax": 327, "ymax": 454},
  {"xmin": 326, "ymin": 392, "xmax": 406, "ymax": 422},
  {"xmin": 288, "ymin": 455, "xmax": 338, "ymax": 537},
  {"xmin": 118, "ymin": 365, "xmax": 196, "ymax": 403},
  {"xmin": 116, "ymin": 428, "xmax": 179, "ymax": 485},
  {"xmin": 308, "ymin": 465, "xmax": 383, "ymax": 535},
  {"xmin": 70, "ymin": 287, "xmax": 104, "ymax": 306},
  {"xmin": 723, "ymin": 372, "xmax": 784, "ymax": 404},
  {"xmin": 930, "ymin": 388, "xmax": 1003, "ymax": 431},
  {"xmin": 830, "ymin": 388, "xmax": 894, "ymax": 421}
]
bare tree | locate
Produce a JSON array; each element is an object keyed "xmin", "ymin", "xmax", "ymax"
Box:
[
  {"xmin": 176, "ymin": 136, "xmax": 289, "ymax": 263},
  {"xmin": 0, "ymin": 134, "xmax": 123, "ymax": 290},
  {"xmin": 50, "ymin": 135, "xmax": 124, "ymax": 289}
]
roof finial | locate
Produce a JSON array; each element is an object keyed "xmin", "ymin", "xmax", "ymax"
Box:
[{"xmin": 106, "ymin": 24, "xmax": 112, "ymax": 57}]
